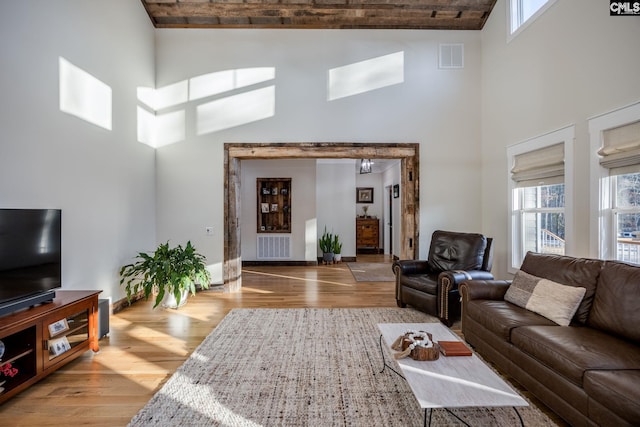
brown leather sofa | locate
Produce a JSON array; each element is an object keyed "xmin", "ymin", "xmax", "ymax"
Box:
[
  {"xmin": 460, "ymin": 252, "xmax": 640, "ymax": 427},
  {"xmin": 392, "ymin": 230, "xmax": 494, "ymax": 325}
]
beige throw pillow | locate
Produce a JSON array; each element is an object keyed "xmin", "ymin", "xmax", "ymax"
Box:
[{"xmin": 505, "ymin": 270, "xmax": 587, "ymax": 326}]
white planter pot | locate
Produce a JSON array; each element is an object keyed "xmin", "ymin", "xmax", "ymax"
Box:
[
  {"xmin": 162, "ymin": 289, "xmax": 189, "ymax": 309},
  {"xmin": 333, "ymin": 254, "xmax": 342, "ymax": 263}
]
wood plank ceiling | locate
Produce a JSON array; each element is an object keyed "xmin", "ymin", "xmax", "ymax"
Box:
[{"xmin": 141, "ymin": 0, "xmax": 497, "ymax": 30}]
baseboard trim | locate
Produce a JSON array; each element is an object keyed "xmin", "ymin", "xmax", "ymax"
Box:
[
  {"xmin": 112, "ymin": 294, "xmax": 141, "ymax": 314},
  {"xmin": 243, "ymin": 260, "xmax": 319, "ymax": 267}
]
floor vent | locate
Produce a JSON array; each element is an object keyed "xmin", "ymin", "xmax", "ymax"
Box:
[
  {"xmin": 439, "ymin": 43, "xmax": 464, "ymax": 69},
  {"xmin": 257, "ymin": 234, "xmax": 291, "ymax": 260}
]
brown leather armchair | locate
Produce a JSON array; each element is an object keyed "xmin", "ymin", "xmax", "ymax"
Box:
[{"xmin": 392, "ymin": 230, "xmax": 494, "ymax": 325}]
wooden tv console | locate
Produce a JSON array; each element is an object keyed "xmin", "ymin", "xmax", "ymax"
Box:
[{"xmin": 0, "ymin": 290, "xmax": 101, "ymax": 404}]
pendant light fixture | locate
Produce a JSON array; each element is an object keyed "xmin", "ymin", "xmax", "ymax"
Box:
[{"xmin": 359, "ymin": 159, "xmax": 372, "ymax": 174}]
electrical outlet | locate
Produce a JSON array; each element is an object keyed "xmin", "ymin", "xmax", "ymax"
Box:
[{"xmin": 205, "ymin": 226, "xmax": 214, "ymax": 236}]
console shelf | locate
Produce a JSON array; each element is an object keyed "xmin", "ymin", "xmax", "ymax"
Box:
[
  {"xmin": 3, "ymin": 349, "xmax": 34, "ymax": 365},
  {"xmin": 0, "ymin": 290, "xmax": 100, "ymax": 404},
  {"xmin": 257, "ymin": 177, "xmax": 292, "ymax": 233}
]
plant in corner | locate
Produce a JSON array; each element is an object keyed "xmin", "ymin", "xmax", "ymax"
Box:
[
  {"xmin": 119, "ymin": 241, "xmax": 211, "ymax": 309},
  {"xmin": 332, "ymin": 234, "xmax": 343, "ymax": 263},
  {"xmin": 319, "ymin": 226, "xmax": 334, "ymax": 264}
]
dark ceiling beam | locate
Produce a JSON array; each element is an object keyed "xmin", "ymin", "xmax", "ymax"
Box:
[{"xmin": 141, "ymin": 0, "xmax": 496, "ymax": 30}]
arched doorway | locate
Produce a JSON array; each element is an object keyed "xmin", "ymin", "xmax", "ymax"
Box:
[{"xmin": 224, "ymin": 142, "xmax": 419, "ymax": 291}]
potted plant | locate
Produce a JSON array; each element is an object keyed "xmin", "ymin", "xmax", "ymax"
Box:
[
  {"xmin": 332, "ymin": 234, "xmax": 343, "ymax": 263},
  {"xmin": 319, "ymin": 226, "xmax": 334, "ymax": 264},
  {"xmin": 119, "ymin": 241, "xmax": 211, "ymax": 309}
]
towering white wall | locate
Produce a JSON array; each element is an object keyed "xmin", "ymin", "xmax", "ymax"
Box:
[
  {"xmin": 154, "ymin": 29, "xmax": 484, "ymax": 269},
  {"xmin": 0, "ymin": 1, "xmax": 156, "ymax": 303},
  {"xmin": 481, "ymin": 0, "xmax": 640, "ymax": 277}
]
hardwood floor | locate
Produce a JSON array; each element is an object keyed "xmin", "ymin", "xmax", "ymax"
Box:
[
  {"xmin": 0, "ymin": 255, "xmax": 400, "ymax": 426},
  {"xmin": 0, "ymin": 255, "xmax": 565, "ymax": 426}
]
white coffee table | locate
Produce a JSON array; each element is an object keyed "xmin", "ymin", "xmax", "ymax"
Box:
[{"xmin": 378, "ymin": 323, "xmax": 528, "ymax": 426}]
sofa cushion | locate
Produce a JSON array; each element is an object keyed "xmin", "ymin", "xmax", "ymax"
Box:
[
  {"xmin": 427, "ymin": 230, "xmax": 486, "ymax": 272},
  {"xmin": 465, "ymin": 300, "xmax": 556, "ymax": 341},
  {"xmin": 584, "ymin": 370, "xmax": 640, "ymax": 425},
  {"xmin": 511, "ymin": 325, "xmax": 640, "ymax": 386},
  {"xmin": 520, "ymin": 252, "xmax": 604, "ymax": 324},
  {"xmin": 505, "ymin": 270, "xmax": 586, "ymax": 326},
  {"xmin": 588, "ymin": 260, "xmax": 640, "ymax": 344},
  {"xmin": 400, "ymin": 273, "xmax": 438, "ymax": 294}
]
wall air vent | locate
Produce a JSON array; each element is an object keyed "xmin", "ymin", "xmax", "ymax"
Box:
[
  {"xmin": 257, "ymin": 234, "xmax": 291, "ymax": 260},
  {"xmin": 439, "ymin": 43, "xmax": 464, "ymax": 69}
]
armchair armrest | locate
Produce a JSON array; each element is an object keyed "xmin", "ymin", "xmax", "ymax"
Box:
[{"xmin": 392, "ymin": 260, "xmax": 432, "ymax": 276}]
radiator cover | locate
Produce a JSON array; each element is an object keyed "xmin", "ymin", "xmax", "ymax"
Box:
[{"xmin": 257, "ymin": 234, "xmax": 291, "ymax": 260}]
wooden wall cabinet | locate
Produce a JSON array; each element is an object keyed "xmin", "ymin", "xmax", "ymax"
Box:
[
  {"xmin": 0, "ymin": 290, "xmax": 100, "ymax": 404},
  {"xmin": 356, "ymin": 218, "xmax": 379, "ymax": 251},
  {"xmin": 257, "ymin": 178, "xmax": 291, "ymax": 233}
]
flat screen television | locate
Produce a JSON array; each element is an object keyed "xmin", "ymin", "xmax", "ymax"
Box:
[{"xmin": 0, "ymin": 209, "xmax": 61, "ymax": 316}]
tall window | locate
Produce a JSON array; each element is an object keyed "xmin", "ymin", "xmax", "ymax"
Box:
[
  {"xmin": 508, "ymin": 127, "xmax": 574, "ymax": 271},
  {"xmin": 612, "ymin": 172, "xmax": 640, "ymax": 263},
  {"xmin": 592, "ymin": 114, "xmax": 640, "ymax": 263},
  {"xmin": 509, "ymin": 0, "xmax": 556, "ymax": 38},
  {"xmin": 519, "ymin": 184, "xmax": 565, "ymax": 255}
]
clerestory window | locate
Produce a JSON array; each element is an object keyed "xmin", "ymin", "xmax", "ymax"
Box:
[{"xmin": 509, "ymin": 0, "xmax": 557, "ymax": 39}]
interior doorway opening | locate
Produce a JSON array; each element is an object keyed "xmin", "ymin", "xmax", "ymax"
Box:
[
  {"xmin": 386, "ymin": 184, "xmax": 394, "ymax": 256},
  {"xmin": 223, "ymin": 143, "xmax": 419, "ymax": 291}
]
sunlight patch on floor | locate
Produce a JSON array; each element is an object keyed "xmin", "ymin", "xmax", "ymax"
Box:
[
  {"xmin": 243, "ymin": 269, "xmax": 354, "ymax": 287},
  {"xmin": 240, "ymin": 286, "xmax": 274, "ymax": 294}
]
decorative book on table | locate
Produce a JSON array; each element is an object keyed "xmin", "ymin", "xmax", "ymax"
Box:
[{"xmin": 438, "ymin": 341, "xmax": 472, "ymax": 356}]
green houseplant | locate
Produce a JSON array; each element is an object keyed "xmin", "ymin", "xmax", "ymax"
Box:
[
  {"xmin": 119, "ymin": 241, "xmax": 211, "ymax": 309},
  {"xmin": 319, "ymin": 226, "xmax": 334, "ymax": 264},
  {"xmin": 332, "ymin": 234, "xmax": 343, "ymax": 263}
]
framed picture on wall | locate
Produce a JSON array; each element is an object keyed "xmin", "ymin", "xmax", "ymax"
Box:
[
  {"xmin": 356, "ymin": 187, "xmax": 374, "ymax": 203},
  {"xmin": 393, "ymin": 184, "xmax": 399, "ymax": 198}
]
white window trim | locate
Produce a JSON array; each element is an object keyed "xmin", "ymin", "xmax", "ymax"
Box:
[
  {"xmin": 589, "ymin": 101, "xmax": 640, "ymax": 259},
  {"xmin": 507, "ymin": 125, "xmax": 575, "ymax": 273},
  {"xmin": 507, "ymin": 0, "xmax": 559, "ymax": 43}
]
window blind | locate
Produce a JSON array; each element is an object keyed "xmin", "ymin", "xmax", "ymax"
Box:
[
  {"xmin": 598, "ymin": 121, "xmax": 640, "ymax": 175},
  {"xmin": 511, "ymin": 143, "xmax": 564, "ymax": 187}
]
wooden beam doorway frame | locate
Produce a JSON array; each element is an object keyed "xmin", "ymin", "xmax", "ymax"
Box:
[{"xmin": 224, "ymin": 142, "xmax": 419, "ymax": 291}]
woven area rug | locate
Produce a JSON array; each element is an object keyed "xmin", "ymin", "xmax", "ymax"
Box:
[
  {"xmin": 129, "ymin": 308, "xmax": 558, "ymax": 426},
  {"xmin": 346, "ymin": 262, "xmax": 395, "ymax": 282}
]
